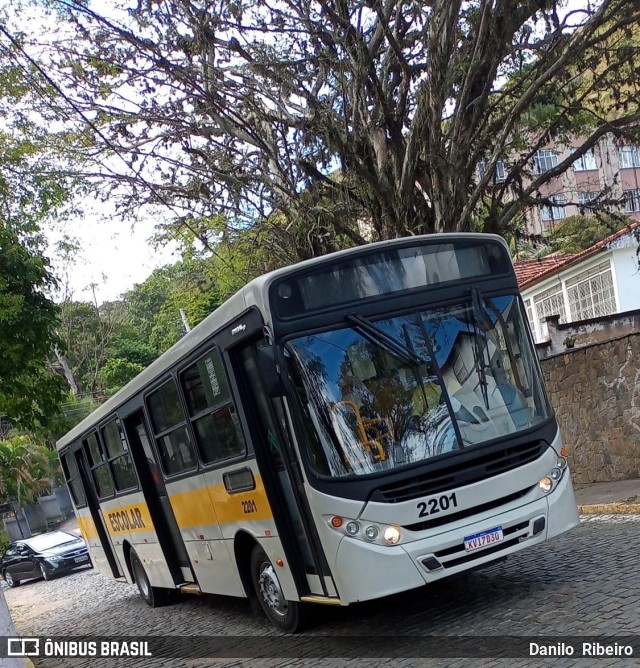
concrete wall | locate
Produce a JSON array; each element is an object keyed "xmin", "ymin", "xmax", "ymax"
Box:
[
  {"xmin": 536, "ymin": 309, "xmax": 640, "ymax": 359},
  {"xmin": 540, "ymin": 332, "xmax": 640, "ymax": 484}
]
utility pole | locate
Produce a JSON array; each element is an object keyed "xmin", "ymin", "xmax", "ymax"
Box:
[{"xmin": 179, "ymin": 309, "xmax": 191, "ymax": 333}]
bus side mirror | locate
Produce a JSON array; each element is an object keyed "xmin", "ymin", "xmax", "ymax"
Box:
[{"xmin": 256, "ymin": 346, "xmax": 286, "ymax": 398}]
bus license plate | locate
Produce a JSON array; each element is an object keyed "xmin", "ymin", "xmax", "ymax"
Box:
[
  {"xmin": 74, "ymin": 556, "xmax": 88, "ymax": 563},
  {"xmin": 463, "ymin": 527, "xmax": 504, "ymax": 553}
]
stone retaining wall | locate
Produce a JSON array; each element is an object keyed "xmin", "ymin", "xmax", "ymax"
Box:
[{"xmin": 541, "ymin": 332, "xmax": 640, "ymax": 484}]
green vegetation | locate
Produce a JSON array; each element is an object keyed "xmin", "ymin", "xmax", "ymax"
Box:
[
  {"xmin": 546, "ymin": 214, "xmax": 631, "ymax": 254},
  {"xmin": 0, "ymin": 436, "xmax": 62, "ymax": 507}
]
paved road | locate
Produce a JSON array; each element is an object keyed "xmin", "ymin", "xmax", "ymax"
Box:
[{"xmin": 4, "ymin": 517, "xmax": 640, "ymax": 667}]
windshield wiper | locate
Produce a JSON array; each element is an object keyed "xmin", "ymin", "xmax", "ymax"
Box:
[
  {"xmin": 471, "ymin": 287, "xmax": 490, "ymax": 409},
  {"xmin": 345, "ymin": 313, "xmax": 425, "ymax": 366}
]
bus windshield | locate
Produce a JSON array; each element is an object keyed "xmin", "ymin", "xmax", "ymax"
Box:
[{"xmin": 286, "ymin": 294, "xmax": 550, "ymax": 477}]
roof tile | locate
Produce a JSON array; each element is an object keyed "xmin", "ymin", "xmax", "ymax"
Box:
[{"xmin": 514, "ymin": 221, "xmax": 640, "ymax": 289}]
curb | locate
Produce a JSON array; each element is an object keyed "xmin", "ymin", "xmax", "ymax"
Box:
[{"xmin": 578, "ymin": 503, "xmax": 640, "ymax": 514}]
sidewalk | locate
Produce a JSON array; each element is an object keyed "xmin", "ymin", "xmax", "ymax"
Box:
[
  {"xmin": 1, "ymin": 588, "xmax": 33, "ymax": 667},
  {"xmin": 574, "ymin": 478, "xmax": 640, "ymax": 514}
]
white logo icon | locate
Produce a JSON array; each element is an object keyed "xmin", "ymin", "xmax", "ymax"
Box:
[{"xmin": 7, "ymin": 638, "xmax": 40, "ymax": 657}]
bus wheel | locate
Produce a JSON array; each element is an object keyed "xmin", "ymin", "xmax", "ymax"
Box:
[
  {"xmin": 250, "ymin": 545, "xmax": 305, "ymax": 633},
  {"xmin": 130, "ymin": 550, "xmax": 169, "ymax": 607}
]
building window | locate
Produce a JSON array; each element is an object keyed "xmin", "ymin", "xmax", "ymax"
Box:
[
  {"xmin": 566, "ymin": 261, "xmax": 616, "ymax": 321},
  {"xmin": 578, "ymin": 191, "xmax": 599, "ymax": 213},
  {"xmin": 533, "ymin": 285, "xmax": 567, "ymax": 343},
  {"xmin": 572, "ymin": 149, "xmax": 597, "ymax": 171},
  {"xmin": 540, "ymin": 195, "xmax": 566, "ymax": 222},
  {"xmin": 623, "ymin": 189, "xmax": 640, "ymax": 213},
  {"xmin": 524, "ymin": 299, "xmax": 537, "ymax": 339},
  {"xmin": 534, "ymin": 149, "xmax": 558, "ymax": 174},
  {"xmin": 477, "ymin": 159, "xmax": 506, "ymax": 181},
  {"xmin": 618, "ymin": 145, "xmax": 640, "ymax": 169}
]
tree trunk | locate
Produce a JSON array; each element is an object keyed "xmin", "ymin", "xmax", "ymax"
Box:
[{"xmin": 54, "ymin": 346, "xmax": 81, "ymax": 396}]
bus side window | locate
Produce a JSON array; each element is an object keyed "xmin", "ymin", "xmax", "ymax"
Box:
[
  {"xmin": 181, "ymin": 349, "xmax": 246, "ymax": 465},
  {"xmin": 101, "ymin": 419, "xmax": 138, "ymax": 491},
  {"xmin": 61, "ymin": 450, "xmax": 87, "ymax": 507},
  {"xmin": 83, "ymin": 432, "xmax": 114, "ymax": 499},
  {"xmin": 147, "ymin": 379, "xmax": 198, "ymax": 476}
]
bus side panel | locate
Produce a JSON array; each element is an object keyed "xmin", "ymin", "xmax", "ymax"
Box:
[
  {"xmin": 204, "ymin": 467, "xmax": 275, "ymax": 539},
  {"xmin": 99, "ymin": 498, "xmax": 134, "ymax": 582},
  {"xmin": 76, "ymin": 509, "xmax": 112, "ymax": 578},
  {"xmin": 101, "ymin": 492, "xmax": 175, "ymax": 589},
  {"xmin": 201, "ymin": 463, "xmax": 291, "ymax": 599},
  {"xmin": 165, "ymin": 475, "xmax": 246, "ymax": 596}
]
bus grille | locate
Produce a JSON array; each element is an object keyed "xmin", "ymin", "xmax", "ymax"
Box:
[
  {"xmin": 403, "ymin": 485, "xmax": 536, "ymax": 532},
  {"xmin": 370, "ymin": 441, "xmax": 547, "ymax": 503}
]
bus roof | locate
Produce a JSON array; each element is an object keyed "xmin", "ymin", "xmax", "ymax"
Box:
[{"xmin": 55, "ymin": 232, "xmax": 506, "ymax": 452}]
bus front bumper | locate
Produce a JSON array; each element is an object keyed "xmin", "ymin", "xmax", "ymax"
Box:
[{"xmin": 333, "ymin": 471, "xmax": 579, "ymax": 604}]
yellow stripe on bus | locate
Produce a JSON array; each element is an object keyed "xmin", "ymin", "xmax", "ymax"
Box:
[
  {"xmin": 77, "ymin": 514, "xmax": 99, "ymax": 540},
  {"xmin": 104, "ymin": 502, "xmax": 155, "ymax": 535},
  {"xmin": 169, "ymin": 476, "xmax": 273, "ymax": 529},
  {"xmin": 207, "ymin": 476, "xmax": 273, "ymax": 525}
]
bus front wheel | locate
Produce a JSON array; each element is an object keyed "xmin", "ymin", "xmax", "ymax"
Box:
[
  {"xmin": 250, "ymin": 545, "xmax": 306, "ymax": 633},
  {"xmin": 130, "ymin": 550, "xmax": 170, "ymax": 608}
]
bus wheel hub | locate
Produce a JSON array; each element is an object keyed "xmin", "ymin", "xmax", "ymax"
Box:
[{"xmin": 259, "ymin": 564, "xmax": 287, "ymax": 617}]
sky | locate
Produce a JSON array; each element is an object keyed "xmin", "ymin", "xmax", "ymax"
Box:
[{"xmin": 47, "ymin": 209, "xmax": 178, "ymax": 304}]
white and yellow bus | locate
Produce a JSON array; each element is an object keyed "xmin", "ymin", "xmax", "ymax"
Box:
[{"xmin": 57, "ymin": 234, "xmax": 579, "ymax": 632}]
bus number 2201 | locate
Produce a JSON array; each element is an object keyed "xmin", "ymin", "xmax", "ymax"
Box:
[
  {"xmin": 417, "ymin": 493, "xmax": 458, "ymax": 518},
  {"xmin": 242, "ymin": 500, "xmax": 258, "ymax": 514}
]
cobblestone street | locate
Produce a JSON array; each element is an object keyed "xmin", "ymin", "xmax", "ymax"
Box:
[{"xmin": 4, "ymin": 517, "xmax": 640, "ymax": 667}]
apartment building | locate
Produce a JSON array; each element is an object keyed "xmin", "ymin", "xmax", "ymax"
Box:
[{"xmin": 523, "ymin": 136, "xmax": 640, "ymax": 235}]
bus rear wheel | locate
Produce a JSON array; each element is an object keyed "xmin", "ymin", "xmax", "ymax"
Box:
[
  {"xmin": 250, "ymin": 545, "xmax": 306, "ymax": 633},
  {"xmin": 130, "ymin": 550, "xmax": 171, "ymax": 607}
]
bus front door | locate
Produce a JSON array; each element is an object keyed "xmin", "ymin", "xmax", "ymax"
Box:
[
  {"xmin": 122, "ymin": 411, "xmax": 195, "ymax": 585},
  {"xmin": 233, "ymin": 341, "xmax": 335, "ymax": 600},
  {"xmin": 75, "ymin": 449, "xmax": 122, "ymax": 578}
]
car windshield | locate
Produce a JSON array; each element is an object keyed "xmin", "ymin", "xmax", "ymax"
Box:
[
  {"xmin": 286, "ymin": 294, "xmax": 549, "ymax": 477},
  {"xmin": 23, "ymin": 532, "xmax": 79, "ymax": 552}
]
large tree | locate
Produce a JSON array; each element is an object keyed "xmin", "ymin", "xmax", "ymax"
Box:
[
  {"xmin": 8, "ymin": 0, "xmax": 640, "ymax": 261},
  {"xmin": 0, "ymin": 33, "xmax": 82, "ymax": 430},
  {"xmin": 0, "ymin": 222, "xmax": 65, "ymax": 429}
]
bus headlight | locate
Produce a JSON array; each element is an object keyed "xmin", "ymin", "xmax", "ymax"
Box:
[
  {"xmin": 549, "ymin": 467, "xmax": 563, "ymax": 481},
  {"xmin": 383, "ymin": 526, "xmax": 401, "ymax": 545},
  {"xmin": 557, "ymin": 456, "xmax": 567, "ymax": 469},
  {"xmin": 364, "ymin": 526, "xmax": 378, "ymax": 541},
  {"xmin": 538, "ymin": 477, "xmax": 553, "ymax": 494},
  {"xmin": 325, "ymin": 516, "xmax": 402, "ymax": 545},
  {"xmin": 345, "ymin": 521, "xmax": 360, "ymax": 536}
]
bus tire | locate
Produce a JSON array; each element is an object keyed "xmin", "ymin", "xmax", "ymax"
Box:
[
  {"xmin": 130, "ymin": 550, "xmax": 170, "ymax": 607},
  {"xmin": 250, "ymin": 544, "xmax": 306, "ymax": 633}
]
